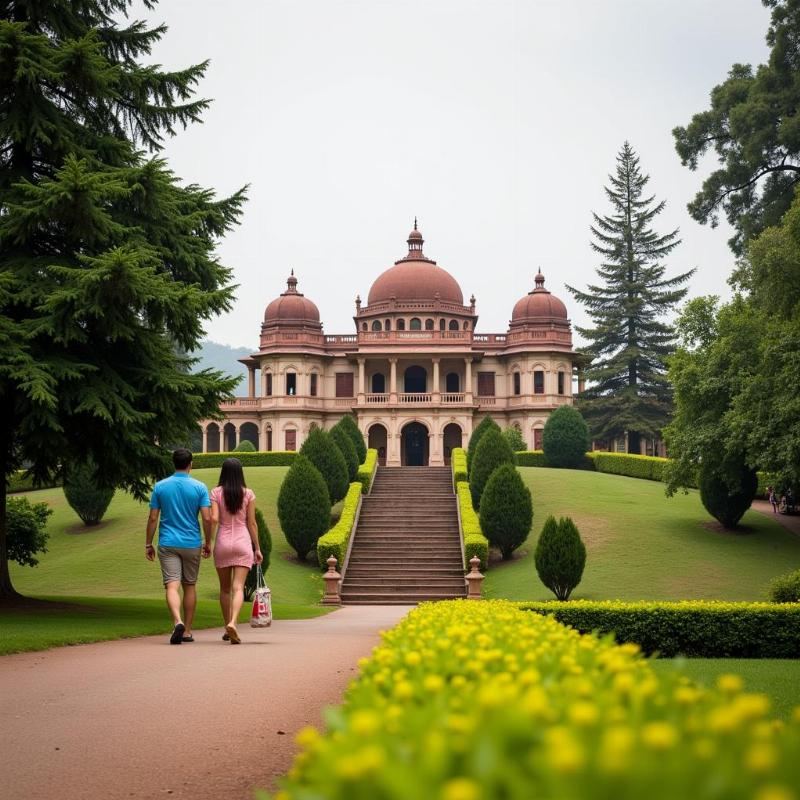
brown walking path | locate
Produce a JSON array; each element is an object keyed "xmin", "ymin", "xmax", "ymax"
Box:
[
  {"xmin": 751, "ymin": 499, "xmax": 800, "ymax": 538},
  {"xmin": 0, "ymin": 605, "xmax": 410, "ymax": 800}
]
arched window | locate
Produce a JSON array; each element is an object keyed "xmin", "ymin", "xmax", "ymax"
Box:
[
  {"xmin": 439, "ymin": 319, "xmax": 445, "ymax": 331},
  {"xmin": 410, "ymin": 318, "xmax": 422, "ymax": 330},
  {"xmin": 371, "ymin": 320, "xmax": 382, "ymax": 331},
  {"xmin": 361, "ymin": 322, "xmax": 368, "ymax": 331},
  {"xmin": 285, "ymin": 372, "xmax": 297, "ymax": 396},
  {"xmin": 404, "ymin": 365, "xmax": 427, "ymax": 393},
  {"xmin": 397, "ymin": 319, "xmax": 406, "ymax": 331},
  {"xmin": 463, "ymin": 321, "xmax": 470, "ymax": 330},
  {"xmin": 445, "ymin": 372, "xmax": 460, "ymax": 393},
  {"xmin": 425, "ymin": 318, "xmax": 434, "ymax": 330},
  {"xmin": 448, "ymin": 319, "xmax": 459, "ymax": 331},
  {"xmin": 385, "ymin": 319, "xmax": 391, "ymax": 331},
  {"xmin": 371, "ymin": 373, "xmax": 386, "ymax": 393}
]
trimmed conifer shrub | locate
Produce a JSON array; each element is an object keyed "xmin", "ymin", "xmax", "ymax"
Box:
[
  {"xmin": 244, "ymin": 508, "xmax": 273, "ymax": 601},
  {"xmin": 698, "ymin": 456, "xmax": 758, "ymax": 529},
  {"xmin": 502, "ymin": 425, "xmax": 526, "ymax": 453},
  {"xmin": 233, "ymin": 439, "xmax": 256, "ymax": 452},
  {"xmin": 299, "ymin": 428, "xmax": 349, "ymax": 504},
  {"xmin": 335, "ymin": 415, "xmax": 367, "ymax": 464},
  {"xmin": 277, "ymin": 455, "xmax": 331, "ymax": 560},
  {"xmin": 479, "ymin": 463, "xmax": 533, "ymax": 560},
  {"xmin": 330, "ymin": 425, "xmax": 358, "ymax": 481},
  {"xmin": 534, "ymin": 515, "xmax": 586, "ymax": 601},
  {"xmin": 469, "ymin": 427, "xmax": 515, "ymax": 509},
  {"xmin": 63, "ymin": 460, "xmax": 115, "ymax": 526},
  {"xmin": 542, "ymin": 406, "xmax": 590, "ymax": 469},
  {"xmin": 467, "ymin": 415, "xmax": 500, "ymax": 472}
]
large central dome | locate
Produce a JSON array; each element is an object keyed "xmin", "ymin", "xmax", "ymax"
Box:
[{"xmin": 367, "ymin": 223, "xmax": 464, "ymax": 306}]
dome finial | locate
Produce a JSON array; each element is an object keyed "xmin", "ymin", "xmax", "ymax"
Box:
[
  {"xmin": 414, "ymin": 216, "xmax": 418, "ymax": 230},
  {"xmin": 534, "ymin": 269, "xmax": 546, "ymax": 290},
  {"xmin": 407, "ymin": 219, "xmax": 424, "ymax": 253},
  {"xmin": 286, "ymin": 270, "xmax": 298, "ymax": 293}
]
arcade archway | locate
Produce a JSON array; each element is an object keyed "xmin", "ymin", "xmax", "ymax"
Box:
[{"xmin": 401, "ymin": 421, "xmax": 429, "ymax": 466}]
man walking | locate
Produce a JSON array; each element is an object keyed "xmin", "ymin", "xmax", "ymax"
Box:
[{"xmin": 145, "ymin": 449, "xmax": 212, "ymax": 644}]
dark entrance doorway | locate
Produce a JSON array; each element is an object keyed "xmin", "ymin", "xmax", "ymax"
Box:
[
  {"xmin": 404, "ymin": 366, "xmax": 427, "ymax": 394},
  {"xmin": 368, "ymin": 423, "xmax": 388, "ymax": 466},
  {"xmin": 442, "ymin": 423, "xmax": 462, "ymax": 465},
  {"xmin": 402, "ymin": 422, "xmax": 429, "ymax": 466}
]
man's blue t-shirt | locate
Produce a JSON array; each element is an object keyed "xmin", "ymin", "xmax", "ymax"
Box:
[{"xmin": 149, "ymin": 473, "xmax": 211, "ymax": 548}]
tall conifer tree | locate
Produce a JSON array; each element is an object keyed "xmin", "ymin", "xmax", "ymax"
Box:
[
  {"xmin": 0, "ymin": 1, "xmax": 244, "ymax": 598},
  {"xmin": 567, "ymin": 143, "xmax": 693, "ymax": 453}
]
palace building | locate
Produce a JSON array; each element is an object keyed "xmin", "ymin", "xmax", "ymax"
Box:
[{"xmin": 199, "ymin": 223, "xmax": 580, "ymax": 466}]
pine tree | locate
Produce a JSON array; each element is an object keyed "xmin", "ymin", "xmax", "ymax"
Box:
[
  {"xmin": 0, "ymin": 2, "xmax": 244, "ymax": 599},
  {"xmin": 567, "ymin": 142, "xmax": 693, "ymax": 453}
]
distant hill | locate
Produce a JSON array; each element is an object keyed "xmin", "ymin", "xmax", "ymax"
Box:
[{"xmin": 193, "ymin": 340, "xmax": 253, "ymax": 389}]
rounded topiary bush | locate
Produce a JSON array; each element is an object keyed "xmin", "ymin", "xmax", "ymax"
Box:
[
  {"xmin": 63, "ymin": 460, "xmax": 116, "ymax": 526},
  {"xmin": 479, "ymin": 463, "xmax": 533, "ymax": 560},
  {"xmin": 502, "ymin": 425, "xmax": 526, "ymax": 454},
  {"xmin": 698, "ymin": 456, "xmax": 758, "ymax": 529},
  {"xmin": 330, "ymin": 424, "xmax": 358, "ymax": 481},
  {"xmin": 234, "ymin": 439, "xmax": 256, "ymax": 452},
  {"xmin": 534, "ymin": 515, "xmax": 586, "ymax": 601},
  {"xmin": 469, "ymin": 427, "xmax": 515, "ymax": 509},
  {"xmin": 541, "ymin": 406, "xmax": 589, "ymax": 469},
  {"xmin": 768, "ymin": 569, "xmax": 800, "ymax": 603},
  {"xmin": 335, "ymin": 414, "xmax": 367, "ymax": 464},
  {"xmin": 299, "ymin": 427, "xmax": 349, "ymax": 504},
  {"xmin": 277, "ymin": 455, "xmax": 331, "ymax": 560},
  {"xmin": 244, "ymin": 507, "xmax": 273, "ymax": 600},
  {"xmin": 467, "ymin": 415, "xmax": 500, "ymax": 473}
]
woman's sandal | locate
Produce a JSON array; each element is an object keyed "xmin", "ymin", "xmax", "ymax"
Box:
[
  {"xmin": 182, "ymin": 635, "xmax": 194, "ymax": 643},
  {"xmin": 225, "ymin": 624, "xmax": 241, "ymax": 645},
  {"xmin": 222, "ymin": 632, "xmax": 230, "ymax": 641}
]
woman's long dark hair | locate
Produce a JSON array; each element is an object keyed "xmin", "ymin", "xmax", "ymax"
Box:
[{"xmin": 217, "ymin": 458, "xmax": 246, "ymax": 514}]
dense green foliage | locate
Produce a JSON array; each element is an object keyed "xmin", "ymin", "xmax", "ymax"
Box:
[
  {"xmin": 698, "ymin": 456, "xmax": 758, "ymax": 529},
  {"xmin": 567, "ymin": 143, "xmax": 692, "ymax": 452},
  {"xmin": 479, "ymin": 463, "xmax": 533, "ymax": 560},
  {"xmin": 299, "ymin": 428, "xmax": 349, "ymax": 504},
  {"xmin": 274, "ymin": 600, "xmax": 800, "ymax": 800},
  {"xmin": 243, "ymin": 508, "xmax": 272, "ymax": 601},
  {"xmin": 233, "ymin": 440, "xmax": 256, "ymax": 453},
  {"xmin": 466, "ymin": 415, "xmax": 500, "ymax": 472},
  {"xmin": 502, "ymin": 425, "xmax": 526, "ymax": 453},
  {"xmin": 0, "ymin": 0, "xmax": 244, "ymax": 597},
  {"xmin": 191, "ymin": 451, "xmax": 296, "ymax": 469},
  {"xmin": 534, "ymin": 515, "xmax": 586, "ymax": 601},
  {"xmin": 277, "ymin": 456, "xmax": 331, "ymax": 561},
  {"xmin": 356, "ymin": 449, "xmax": 378, "ymax": 494},
  {"xmin": 451, "ymin": 447, "xmax": 468, "ymax": 484},
  {"xmin": 515, "ymin": 450, "xmax": 550, "ymax": 468},
  {"xmin": 469, "ymin": 427, "xmax": 514, "ymax": 509},
  {"xmin": 541, "ymin": 406, "xmax": 590, "ymax": 468},
  {"xmin": 455, "ymin": 481, "xmax": 488, "ymax": 570},
  {"xmin": 316, "ymin": 483, "xmax": 362, "ymax": 570},
  {"xmin": 330, "ymin": 425, "xmax": 358, "ymax": 482},
  {"xmin": 769, "ymin": 569, "xmax": 800, "ymax": 603},
  {"xmin": 520, "ymin": 599, "xmax": 800, "ymax": 657},
  {"xmin": 334, "ymin": 415, "xmax": 366, "ymax": 464},
  {"xmin": 588, "ymin": 451, "xmax": 668, "ymax": 481},
  {"xmin": 8, "ymin": 472, "xmax": 62, "ymax": 493},
  {"xmin": 7, "ymin": 496, "xmax": 50, "ymax": 567},
  {"xmin": 63, "ymin": 460, "xmax": 115, "ymax": 526},
  {"xmin": 674, "ymin": 0, "xmax": 800, "ymax": 253}
]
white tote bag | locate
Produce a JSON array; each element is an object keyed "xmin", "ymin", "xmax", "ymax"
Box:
[{"xmin": 249, "ymin": 563, "xmax": 272, "ymax": 628}]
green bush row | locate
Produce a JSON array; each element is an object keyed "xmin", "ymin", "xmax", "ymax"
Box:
[
  {"xmin": 519, "ymin": 599, "xmax": 800, "ymax": 657},
  {"xmin": 587, "ymin": 451, "xmax": 668, "ymax": 481},
  {"xmin": 191, "ymin": 451, "xmax": 297, "ymax": 469},
  {"xmin": 456, "ymin": 479, "xmax": 488, "ymax": 570},
  {"xmin": 356, "ymin": 448, "xmax": 378, "ymax": 494},
  {"xmin": 8, "ymin": 472, "xmax": 62, "ymax": 493},
  {"xmin": 451, "ymin": 447, "xmax": 468, "ymax": 484},
  {"xmin": 316, "ymin": 482, "xmax": 363, "ymax": 570}
]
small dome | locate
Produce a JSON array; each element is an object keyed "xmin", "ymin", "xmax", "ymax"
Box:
[
  {"xmin": 264, "ymin": 272, "xmax": 321, "ymax": 326},
  {"xmin": 367, "ymin": 224, "xmax": 464, "ymax": 305},
  {"xmin": 511, "ymin": 270, "xmax": 568, "ymax": 322}
]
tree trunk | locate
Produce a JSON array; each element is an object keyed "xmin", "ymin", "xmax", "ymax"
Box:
[{"xmin": 0, "ymin": 421, "xmax": 21, "ymax": 601}]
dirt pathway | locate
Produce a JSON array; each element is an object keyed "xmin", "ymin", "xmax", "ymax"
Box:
[
  {"xmin": 752, "ymin": 499, "xmax": 800, "ymax": 538},
  {"xmin": 0, "ymin": 605, "xmax": 410, "ymax": 800}
]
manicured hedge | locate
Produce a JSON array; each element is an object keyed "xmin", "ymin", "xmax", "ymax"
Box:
[
  {"xmin": 191, "ymin": 451, "xmax": 297, "ymax": 469},
  {"xmin": 451, "ymin": 447, "xmax": 468, "ymax": 484},
  {"xmin": 456, "ymin": 480, "xmax": 488, "ymax": 570},
  {"xmin": 515, "ymin": 450, "xmax": 549, "ymax": 467},
  {"xmin": 8, "ymin": 472, "xmax": 62, "ymax": 493},
  {"xmin": 356, "ymin": 449, "xmax": 378, "ymax": 494},
  {"xmin": 519, "ymin": 599, "xmax": 800, "ymax": 657},
  {"xmin": 317, "ymin": 482, "xmax": 362, "ymax": 570},
  {"xmin": 275, "ymin": 600, "xmax": 800, "ymax": 800},
  {"xmin": 588, "ymin": 451, "xmax": 667, "ymax": 481}
]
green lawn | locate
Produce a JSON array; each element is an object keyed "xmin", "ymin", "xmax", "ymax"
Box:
[
  {"xmin": 651, "ymin": 658, "xmax": 800, "ymax": 719},
  {"xmin": 484, "ymin": 467, "xmax": 800, "ymax": 601}
]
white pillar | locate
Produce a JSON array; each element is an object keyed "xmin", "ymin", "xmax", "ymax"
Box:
[
  {"xmin": 358, "ymin": 358, "xmax": 366, "ymax": 398},
  {"xmin": 202, "ymin": 426, "xmax": 208, "ymax": 453},
  {"xmin": 389, "ymin": 358, "xmax": 398, "ymax": 400},
  {"xmin": 248, "ymin": 368, "xmax": 256, "ymax": 398},
  {"xmin": 432, "ymin": 358, "xmax": 440, "ymax": 399},
  {"xmin": 465, "ymin": 357, "xmax": 473, "ymax": 401}
]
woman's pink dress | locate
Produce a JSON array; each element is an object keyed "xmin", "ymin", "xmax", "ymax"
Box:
[{"xmin": 211, "ymin": 486, "xmax": 256, "ymax": 569}]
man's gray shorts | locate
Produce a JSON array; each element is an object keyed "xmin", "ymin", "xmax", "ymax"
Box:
[{"xmin": 158, "ymin": 546, "xmax": 202, "ymax": 585}]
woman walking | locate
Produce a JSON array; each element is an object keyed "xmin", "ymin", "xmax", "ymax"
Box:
[
  {"xmin": 211, "ymin": 458, "xmax": 263, "ymax": 644},
  {"xmin": 768, "ymin": 486, "xmax": 778, "ymax": 514}
]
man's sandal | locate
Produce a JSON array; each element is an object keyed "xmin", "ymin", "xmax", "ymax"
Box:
[
  {"xmin": 169, "ymin": 622, "xmax": 185, "ymax": 645},
  {"xmin": 225, "ymin": 624, "xmax": 241, "ymax": 645},
  {"xmin": 182, "ymin": 635, "xmax": 194, "ymax": 643}
]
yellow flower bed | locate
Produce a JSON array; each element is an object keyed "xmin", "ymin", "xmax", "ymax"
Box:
[{"xmin": 272, "ymin": 600, "xmax": 800, "ymax": 800}]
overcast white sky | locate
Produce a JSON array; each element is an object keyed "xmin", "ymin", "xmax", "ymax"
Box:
[{"xmin": 133, "ymin": 0, "xmax": 771, "ymax": 349}]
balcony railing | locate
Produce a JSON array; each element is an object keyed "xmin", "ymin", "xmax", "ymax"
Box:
[
  {"xmin": 399, "ymin": 392, "xmax": 432, "ymax": 403},
  {"xmin": 441, "ymin": 392, "xmax": 465, "ymax": 403},
  {"xmin": 364, "ymin": 393, "xmax": 389, "ymax": 404}
]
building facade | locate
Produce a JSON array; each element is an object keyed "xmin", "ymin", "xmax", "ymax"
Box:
[{"xmin": 200, "ymin": 224, "xmax": 580, "ymax": 466}]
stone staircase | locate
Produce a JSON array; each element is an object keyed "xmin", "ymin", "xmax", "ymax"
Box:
[{"xmin": 340, "ymin": 466, "xmax": 466, "ymax": 605}]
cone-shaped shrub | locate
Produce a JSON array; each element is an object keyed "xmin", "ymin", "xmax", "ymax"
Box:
[
  {"xmin": 233, "ymin": 439, "xmax": 256, "ymax": 452},
  {"xmin": 330, "ymin": 424, "xmax": 358, "ymax": 481},
  {"xmin": 535, "ymin": 515, "xmax": 586, "ymax": 600},
  {"xmin": 502, "ymin": 425, "xmax": 526, "ymax": 453},
  {"xmin": 542, "ymin": 406, "xmax": 589, "ymax": 468},
  {"xmin": 300, "ymin": 428, "xmax": 349, "ymax": 504},
  {"xmin": 244, "ymin": 508, "xmax": 273, "ymax": 601},
  {"xmin": 63, "ymin": 460, "xmax": 115, "ymax": 526},
  {"xmin": 469, "ymin": 427, "xmax": 515, "ymax": 509},
  {"xmin": 277, "ymin": 455, "xmax": 331, "ymax": 560},
  {"xmin": 335, "ymin": 414, "xmax": 367, "ymax": 464},
  {"xmin": 467, "ymin": 415, "xmax": 500, "ymax": 473},
  {"xmin": 480, "ymin": 463, "xmax": 533, "ymax": 560},
  {"xmin": 699, "ymin": 455, "xmax": 758, "ymax": 529}
]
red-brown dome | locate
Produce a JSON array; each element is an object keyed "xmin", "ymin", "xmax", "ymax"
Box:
[
  {"xmin": 264, "ymin": 272, "xmax": 321, "ymax": 326},
  {"xmin": 367, "ymin": 225, "xmax": 464, "ymax": 305},
  {"xmin": 511, "ymin": 270, "xmax": 568, "ymax": 321}
]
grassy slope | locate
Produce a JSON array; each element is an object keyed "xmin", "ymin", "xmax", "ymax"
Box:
[{"xmin": 484, "ymin": 467, "xmax": 800, "ymax": 601}]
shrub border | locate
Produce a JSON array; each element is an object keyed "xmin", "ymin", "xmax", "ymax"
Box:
[
  {"xmin": 452, "ymin": 448, "xmax": 488, "ymax": 570},
  {"xmin": 356, "ymin": 449, "xmax": 378, "ymax": 494},
  {"xmin": 316, "ymin": 482, "xmax": 363, "ymax": 572},
  {"xmin": 191, "ymin": 451, "xmax": 297, "ymax": 469}
]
